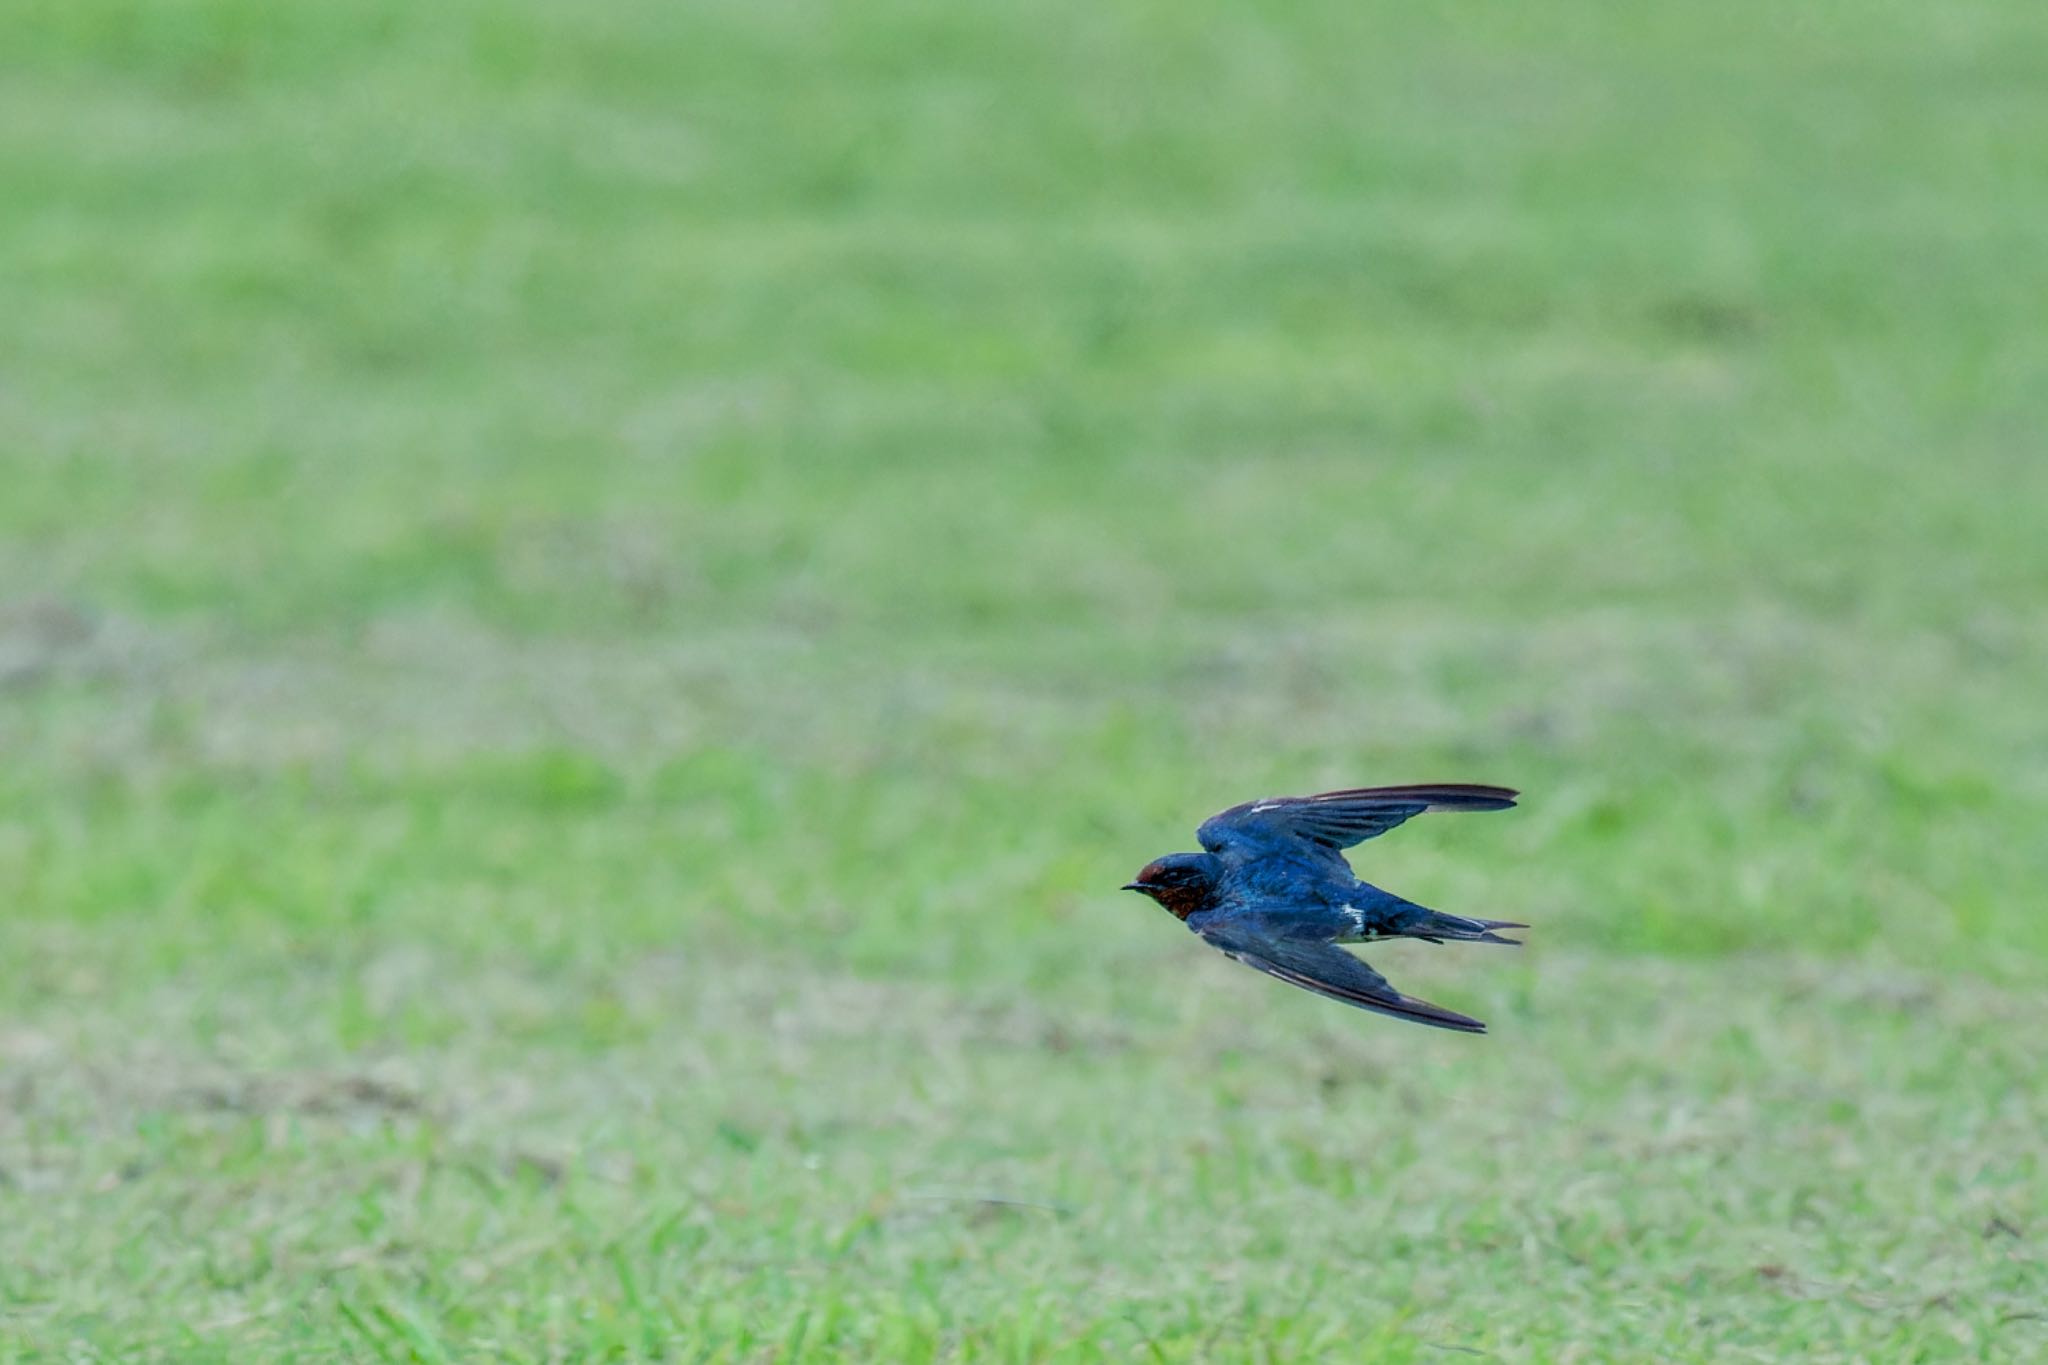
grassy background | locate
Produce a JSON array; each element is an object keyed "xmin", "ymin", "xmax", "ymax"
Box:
[{"xmin": 4, "ymin": 0, "xmax": 2047, "ymax": 1358}]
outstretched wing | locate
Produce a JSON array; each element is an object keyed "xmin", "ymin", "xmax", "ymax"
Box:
[
  {"xmin": 1198, "ymin": 783, "xmax": 1517, "ymax": 858},
  {"xmin": 1197, "ymin": 926, "xmax": 1487, "ymax": 1034}
]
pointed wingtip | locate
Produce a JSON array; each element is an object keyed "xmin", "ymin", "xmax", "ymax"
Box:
[
  {"xmin": 1416, "ymin": 1005, "xmax": 1487, "ymax": 1034},
  {"xmin": 1385, "ymin": 991, "xmax": 1489, "ymax": 1034},
  {"xmin": 1331, "ymin": 985, "xmax": 1487, "ymax": 1032},
  {"xmin": 1424, "ymin": 785, "xmax": 1518, "ymax": 812}
]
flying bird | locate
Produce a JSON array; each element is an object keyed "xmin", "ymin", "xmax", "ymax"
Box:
[{"xmin": 1123, "ymin": 784, "xmax": 1522, "ymax": 1033}]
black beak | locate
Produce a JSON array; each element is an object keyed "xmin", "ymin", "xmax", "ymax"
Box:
[{"xmin": 1121, "ymin": 881, "xmax": 1145, "ymax": 892}]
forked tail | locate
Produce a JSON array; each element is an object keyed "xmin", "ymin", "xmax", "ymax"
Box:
[{"xmin": 1403, "ymin": 908, "xmax": 1528, "ymax": 946}]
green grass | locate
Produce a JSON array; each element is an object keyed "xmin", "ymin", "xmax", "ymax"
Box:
[{"xmin": 4, "ymin": 0, "xmax": 2048, "ymax": 1358}]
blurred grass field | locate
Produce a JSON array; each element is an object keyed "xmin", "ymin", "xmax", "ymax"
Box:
[{"xmin": 4, "ymin": 0, "xmax": 2048, "ymax": 1358}]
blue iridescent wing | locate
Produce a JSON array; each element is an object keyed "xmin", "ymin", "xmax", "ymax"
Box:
[{"xmin": 1197, "ymin": 783, "xmax": 1517, "ymax": 857}]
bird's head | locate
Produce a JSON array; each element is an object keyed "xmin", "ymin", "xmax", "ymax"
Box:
[{"xmin": 1122, "ymin": 852, "xmax": 1221, "ymax": 920}]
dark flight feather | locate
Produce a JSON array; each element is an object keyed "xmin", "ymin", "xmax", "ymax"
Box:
[
  {"xmin": 1197, "ymin": 927, "xmax": 1489, "ymax": 1034},
  {"xmin": 1198, "ymin": 783, "xmax": 1518, "ymax": 856}
]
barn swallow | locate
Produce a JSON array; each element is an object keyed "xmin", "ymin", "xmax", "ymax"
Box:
[{"xmin": 1124, "ymin": 784, "xmax": 1522, "ymax": 1033}]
